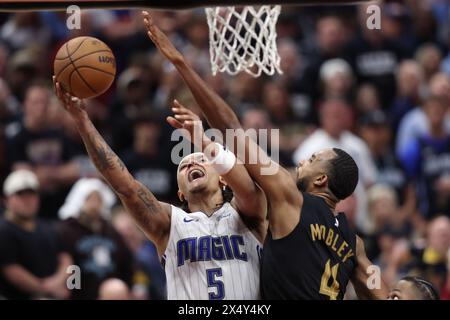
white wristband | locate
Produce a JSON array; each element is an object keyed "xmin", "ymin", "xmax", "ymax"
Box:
[{"xmin": 205, "ymin": 142, "xmax": 236, "ymax": 175}]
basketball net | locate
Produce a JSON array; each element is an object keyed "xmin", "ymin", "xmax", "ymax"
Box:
[{"xmin": 205, "ymin": 5, "xmax": 282, "ymax": 77}]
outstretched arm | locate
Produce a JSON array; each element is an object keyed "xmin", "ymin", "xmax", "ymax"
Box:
[
  {"xmin": 144, "ymin": 11, "xmax": 302, "ymax": 238},
  {"xmin": 53, "ymin": 78, "xmax": 171, "ymax": 256},
  {"xmin": 351, "ymin": 236, "xmax": 389, "ymax": 300}
]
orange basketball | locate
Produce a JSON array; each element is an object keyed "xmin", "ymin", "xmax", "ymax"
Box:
[{"xmin": 54, "ymin": 36, "xmax": 116, "ymax": 99}]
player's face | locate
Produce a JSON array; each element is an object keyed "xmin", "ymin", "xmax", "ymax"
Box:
[
  {"xmin": 296, "ymin": 149, "xmax": 335, "ymax": 192},
  {"xmin": 177, "ymin": 153, "xmax": 220, "ymax": 196},
  {"xmin": 388, "ymin": 280, "xmax": 421, "ymax": 300}
]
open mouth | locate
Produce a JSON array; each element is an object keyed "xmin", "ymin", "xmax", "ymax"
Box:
[{"xmin": 188, "ymin": 168, "xmax": 205, "ymax": 182}]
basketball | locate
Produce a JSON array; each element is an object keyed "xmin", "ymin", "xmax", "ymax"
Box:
[{"xmin": 53, "ymin": 36, "xmax": 116, "ymax": 99}]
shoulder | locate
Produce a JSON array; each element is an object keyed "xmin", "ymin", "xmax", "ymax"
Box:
[
  {"xmin": 299, "ymin": 192, "xmax": 323, "ymax": 214},
  {"xmin": 169, "ymin": 205, "xmax": 193, "ymax": 224}
]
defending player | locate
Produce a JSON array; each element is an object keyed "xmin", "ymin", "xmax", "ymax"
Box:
[
  {"xmin": 52, "ymin": 77, "xmax": 267, "ymax": 300},
  {"xmin": 143, "ymin": 11, "xmax": 389, "ymax": 300}
]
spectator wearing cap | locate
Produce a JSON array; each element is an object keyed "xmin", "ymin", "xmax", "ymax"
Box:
[
  {"xmin": 57, "ymin": 178, "xmax": 134, "ymax": 300},
  {"xmin": 0, "ymin": 169, "xmax": 72, "ymax": 300},
  {"xmin": 5, "ymin": 48, "xmax": 40, "ymax": 102},
  {"xmin": 319, "ymin": 58, "xmax": 354, "ymax": 103},
  {"xmin": 299, "ymin": 15, "xmax": 350, "ymax": 105}
]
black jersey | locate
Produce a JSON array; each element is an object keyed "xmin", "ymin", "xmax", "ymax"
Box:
[{"xmin": 260, "ymin": 192, "xmax": 357, "ymax": 300}]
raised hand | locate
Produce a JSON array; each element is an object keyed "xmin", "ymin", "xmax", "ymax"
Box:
[
  {"xmin": 142, "ymin": 11, "xmax": 184, "ymax": 64},
  {"xmin": 167, "ymin": 100, "xmax": 207, "ymax": 149},
  {"xmin": 52, "ymin": 76, "xmax": 86, "ymax": 117}
]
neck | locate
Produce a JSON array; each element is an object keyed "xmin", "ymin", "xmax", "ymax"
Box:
[
  {"xmin": 312, "ymin": 191, "xmax": 339, "ymax": 215},
  {"xmin": 187, "ymin": 188, "xmax": 224, "ymax": 216},
  {"xmin": 5, "ymin": 210, "xmax": 36, "ymax": 231}
]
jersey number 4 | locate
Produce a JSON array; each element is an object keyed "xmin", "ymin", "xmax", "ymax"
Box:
[
  {"xmin": 319, "ymin": 259, "xmax": 340, "ymax": 300},
  {"xmin": 207, "ymin": 268, "xmax": 225, "ymax": 300}
]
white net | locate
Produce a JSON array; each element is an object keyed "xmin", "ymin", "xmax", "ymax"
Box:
[{"xmin": 205, "ymin": 5, "xmax": 282, "ymax": 77}]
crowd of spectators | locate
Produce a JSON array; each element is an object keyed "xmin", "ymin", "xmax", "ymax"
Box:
[{"xmin": 0, "ymin": 0, "xmax": 449, "ymax": 299}]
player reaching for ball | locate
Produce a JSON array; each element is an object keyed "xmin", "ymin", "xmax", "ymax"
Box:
[
  {"xmin": 143, "ymin": 11, "xmax": 389, "ymax": 300},
  {"xmin": 52, "ymin": 76, "xmax": 267, "ymax": 300}
]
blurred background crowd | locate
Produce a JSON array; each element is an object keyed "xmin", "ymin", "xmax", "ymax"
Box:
[{"xmin": 0, "ymin": 0, "xmax": 449, "ymax": 300}]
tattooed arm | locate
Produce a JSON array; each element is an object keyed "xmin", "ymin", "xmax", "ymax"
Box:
[{"xmin": 53, "ymin": 78, "xmax": 171, "ymax": 256}]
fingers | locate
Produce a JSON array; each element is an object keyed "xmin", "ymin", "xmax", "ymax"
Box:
[
  {"xmin": 173, "ymin": 99, "xmax": 185, "ymax": 110},
  {"xmin": 172, "ymin": 100, "xmax": 190, "ymax": 114},
  {"xmin": 142, "ymin": 10, "xmax": 162, "ymax": 45},
  {"xmin": 53, "ymin": 80, "xmax": 65, "ymax": 102},
  {"xmin": 142, "ymin": 11, "xmax": 154, "ymax": 33},
  {"xmin": 172, "ymin": 100, "xmax": 201, "ymax": 122},
  {"xmin": 166, "ymin": 116, "xmax": 183, "ymax": 129},
  {"xmin": 174, "ymin": 114, "xmax": 197, "ymax": 121}
]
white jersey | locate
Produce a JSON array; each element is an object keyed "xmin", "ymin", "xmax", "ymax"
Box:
[{"xmin": 163, "ymin": 202, "xmax": 263, "ymax": 300}]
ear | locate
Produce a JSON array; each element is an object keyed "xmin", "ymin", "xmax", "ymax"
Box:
[
  {"xmin": 313, "ymin": 174, "xmax": 328, "ymax": 188},
  {"xmin": 177, "ymin": 190, "xmax": 185, "ymax": 202},
  {"xmin": 218, "ymin": 176, "xmax": 228, "ymax": 189}
]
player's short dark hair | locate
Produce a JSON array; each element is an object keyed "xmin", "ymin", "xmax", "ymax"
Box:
[
  {"xmin": 327, "ymin": 148, "xmax": 359, "ymax": 200},
  {"xmin": 401, "ymin": 276, "xmax": 440, "ymax": 300}
]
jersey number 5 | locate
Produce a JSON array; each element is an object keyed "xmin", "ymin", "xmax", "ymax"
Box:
[
  {"xmin": 206, "ymin": 268, "xmax": 225, "ymax": 300},
  {"xmin": 319, "ymin": 259, "xmax": 340, "ymax": 300}
]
